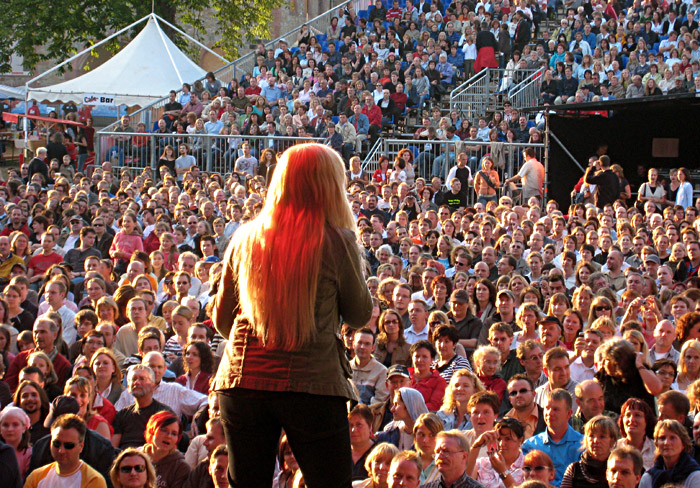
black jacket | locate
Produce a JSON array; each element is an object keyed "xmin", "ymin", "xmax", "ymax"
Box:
[
  {"xmin": 0, "ymin": 441, "xmax": 21, "ymax": 488},
  {"xmin": 584, "ymin": 167, "xmax": 619, "ymax": 208},
  {"xmin": 28, "ymin": 429, "xmax": 120, "ymax": 488}
]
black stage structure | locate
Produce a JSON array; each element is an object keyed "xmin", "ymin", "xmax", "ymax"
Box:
[{"xmin": 523, "ymin": 93, "xmax": 700, "ymax": 209}]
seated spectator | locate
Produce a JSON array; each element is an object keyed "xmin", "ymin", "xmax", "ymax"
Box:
[
  {"xmin": 522, "ymin": 388, "xmax": 584, "ymax": 486},
  {"xmin": 142, "ymin": 411, "xmax": 191, "ymax": 488},
  {"xmin": 111, "ymin": 365, "xmax": 173, "ymax": 449},
  {"xmin": 0, "ymin": 406, "xmax": 32, "ymax": 478},
  {"xmin": 175, "ymin": 341, "xmax": 213, "ymax": 394},
  {"xmin": 24, "ymin": 413, "xmax": 107, "ymax": 488},
  {"xmin": 376, "ymin": 387, "xmax": 428, "ymax": 450},
  {"xmin": 352, "ymin": 442, "xmax": 398, "ymax": 488},
  {"xmin": 638, "ymin": 419, "xmax": 700, "ymax": 488},
  {"xmin": 522, "ymin": 450, "xmax": 556, "ymax": 486},
  {"xmin": 408, "ymin": 340, "xmax": 446, "ymax": 411},
  {"xmin": 64, "ymin": 377, "xmax": 111, "ymax": 440},
  {"xmin": 472, "ymin": 345, "xmax": 507, "ymax": 403},
  {"xmin": 561, "ymin": 415, "xmax": 619, "ymax": 487}
]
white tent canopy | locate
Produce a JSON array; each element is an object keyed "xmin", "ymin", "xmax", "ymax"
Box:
[
  {"xmin": 27, "ymin": 15, "xmax": 224, "ymax": 107},
  {"xmin": 0, "ymin": 84, "xmax": 26, "ymax": 99}
]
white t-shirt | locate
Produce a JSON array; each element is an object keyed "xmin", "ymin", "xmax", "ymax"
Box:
[
  {"xmin": 518, "ymin": 158, "xmax": 544, "ymax": 199},
  {"xmin": 175, "ymin": 155, "xmax": 196, "ymax": 181}
]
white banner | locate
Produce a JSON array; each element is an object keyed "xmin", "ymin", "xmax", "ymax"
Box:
[{"xmin": 82, "ymin": 94, "xmax": 116, "ymax": 106}]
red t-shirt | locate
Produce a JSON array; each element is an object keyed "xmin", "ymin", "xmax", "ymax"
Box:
[{"xmin": 27, "ymin": 252, "xmax": 64, "ymax": 277}]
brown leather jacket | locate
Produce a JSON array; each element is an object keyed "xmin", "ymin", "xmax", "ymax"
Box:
[{"xmin": 212, "ymin": 227, "xmax": 372, "ymax": 400}]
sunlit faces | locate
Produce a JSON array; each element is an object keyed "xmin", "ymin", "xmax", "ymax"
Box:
[
  {"xmin": 118, "ymin": 455, "xmax": 149, "ymax": 488},
  {"xmin": 655, "ymin": 426, "xmax": 685, "ymax": 462},
  {"xmin": 606, "ymin": 455, "xmax": 641, "ymax": 488},
  {"xmin": 153, "ymin": 421, "xmax": 180, "ymax": 452}
]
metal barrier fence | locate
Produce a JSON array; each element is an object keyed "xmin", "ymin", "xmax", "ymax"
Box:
[
  {"xmin": 449, "ymin": 69, "xmax": 492, "ymax": 123},
  {"xmin": 361, "ymin": 138, "xmax": 546, "ymax": 205},
  {"xmin": 95, "ymin": 130, "xmax": 545, "ymax": 205},
  {"xmin": 449, "ymin": 68, "xmax": 545, "ymax": 122},
  {"xmin": 101, "ymin": 0, "xmax": 352, "ymax": 134},
  {"xmin": 96, "ymin": 132, "xmax": 324, "ymax": 175},
  {"xmin": 510, "ymin": 67, "xmax": 546, "ymax": 111}
]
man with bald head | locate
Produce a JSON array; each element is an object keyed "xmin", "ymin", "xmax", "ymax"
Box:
[
  {"xmin": 570, "ymin": 380, "xmax": 618, "ymax": 433},
  {"xmin": 473, "ymin": 260, "xmax": 490, "ymax": 280},
  {"xmin": 605, "ymin": 250, "xmax": 626, "ymax": 292},
  {"xmin": 481, "ymin": 246, "xmax": 499, "ymax": 281},
  {"xmin": 649, "ymin": 320, "xmax": 680, "ymax": 364},
  {"xmin": 114, "ymin": 351, "xmax": 207, "ymax": 418}
]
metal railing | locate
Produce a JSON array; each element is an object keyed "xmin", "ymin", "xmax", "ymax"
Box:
[
  {"xmin": 95, "ymin": 129, "xmax": 545, "ymax": 205},
  {"xmin": 449, "ymin": 69, "xmax": 493, "ymax": 123},
  {"xmin": 449, "ymin": 68, "xmax": 545, "ymax": 122},
  {"xmin": 96, "ymin": 131, "xmax": 324, "ymax": 175},
  {"xmin": 100, "ymin": 1, "xmax": 352, "ymax": 134},
  {"xmin": 361, "ymin": 137, "xmax": 546, "ymax": 205},
  {"xmin": 510, "ymin": 67, "xmax": 546, "ymax": 111}
]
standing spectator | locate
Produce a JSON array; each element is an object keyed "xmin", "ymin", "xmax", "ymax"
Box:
[
  {"xmin": 212, "ymin": 143, "xmax": 372, "ymax": 487},
  {"xmin": 583, "ymin": 155, "xmax": 620, "ymax": 209},
  {"xmin": 504, "ymin": 148, "xmax": 544, "ymax": 202},
  {"xmin": 475, "ymin": 22, "xmax": 498, "ymax": 73}
]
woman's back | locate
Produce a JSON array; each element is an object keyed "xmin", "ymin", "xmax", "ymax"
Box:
[{"xmin": 213, "ymin": 226, "xmax": 372, "ymax": 399}]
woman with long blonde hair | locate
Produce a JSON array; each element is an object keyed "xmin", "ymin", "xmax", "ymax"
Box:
[{"xmin": 213, "ymin": 143, "xmax": 372, "ymax": 487}]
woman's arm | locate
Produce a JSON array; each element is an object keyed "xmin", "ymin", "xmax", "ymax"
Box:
[
  {"xmin": 94, "ymin": 420, "xmax": 111, "ymax": 440},
  {"xmin": 636, "ymin": 353, "xmax": 663, "ymax": 395},
  {"xmin": 621, "ymin": 184, "xmax": 631, "ymax": 200},
  {"xmin": 213, "ymin": 245, "xmax": 240, "ymax": 339}
]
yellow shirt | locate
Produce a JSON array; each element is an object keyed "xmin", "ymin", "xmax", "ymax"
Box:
[{"xmin": 24, "ymin": 461, "xmax": 107, "ymax": 488}]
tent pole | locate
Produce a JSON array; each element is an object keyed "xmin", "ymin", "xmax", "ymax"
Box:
[
  {"xmin": 544, "ymin": 111, "xmax": 550, "ymax": 209},
  {"xmin": 26, "ymin": 14, "xmax": 152, "ymax": 92},
  {"xmin": 23, "ymin": 84, "xmax": 29, "ymax": 162}
]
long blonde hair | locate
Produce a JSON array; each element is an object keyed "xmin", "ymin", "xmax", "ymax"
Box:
[{"xmin": 231, "ymin": 143, "xmax": 358, "ymax": 350}]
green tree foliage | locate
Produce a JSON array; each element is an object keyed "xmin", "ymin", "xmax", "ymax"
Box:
[{"xmin": 0, "ymin": 0, "xmax": 285, "ymax": 73}]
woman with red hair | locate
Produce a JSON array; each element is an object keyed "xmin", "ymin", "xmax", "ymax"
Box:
[
  {"xmin": 142, "ymin": 411, "xmax": 190, "ymax": 488},
  {"xmin": 213, "ymin": 143, "xmax": 372, "ymax": 487}
]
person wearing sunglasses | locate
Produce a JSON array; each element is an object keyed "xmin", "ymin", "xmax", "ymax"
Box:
[
  {"xmin": 504, "ymin": 374, "xmax": 547, "ymax": 441},
  {"xmin": 25, "ymin": 413, "xmax": 107, "ymax": 488},
  {"xmin": 521, "ymin": 450, "xmax": 556, "ymax": 486},
  {"xmin": 110, "ymin": 447, "xmax": 157, "ymax": 488}
]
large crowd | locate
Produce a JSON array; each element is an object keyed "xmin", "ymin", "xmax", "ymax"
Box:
[{"xmin": 1, "ymin": 1, "xmax": 700, "ymax": 488}]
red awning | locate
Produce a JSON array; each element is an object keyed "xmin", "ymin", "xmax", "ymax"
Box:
[{"xmin": 2, "ymin": 112, "xmax": 84, "ymax": 126}]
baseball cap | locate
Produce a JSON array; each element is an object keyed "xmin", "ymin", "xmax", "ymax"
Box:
[
  {"xmin": 537, "ymin": 315, "xmax": 562, "ymax": 330},
  {"xmin": 386, "ymin": 365, "xmax": 410, "ymax": 379},
  {"xmin": 451, "ymin": 289, "xmax": 470, "ymax": 303},
  {"xmin": 497, "ymin": 289, "xmax": 515, "ymax": 301},
  {"xmin": 645, "ymin": 254, "xmax": 661, "ymax": 265}
]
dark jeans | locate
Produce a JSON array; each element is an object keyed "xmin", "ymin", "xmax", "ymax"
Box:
[{"xmin": 219, "ymin": 389, "xmax": 352, "ymax": 488}]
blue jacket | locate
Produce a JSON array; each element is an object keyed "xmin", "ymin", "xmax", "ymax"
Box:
[{"xmin": 349, "ymin": 113, "xmax": 370, "ymax": 135}]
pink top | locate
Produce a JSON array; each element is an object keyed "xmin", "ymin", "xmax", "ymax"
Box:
[{"xmin": 109, "ymin": 231, "xmax": 144, "ymax": 260}]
